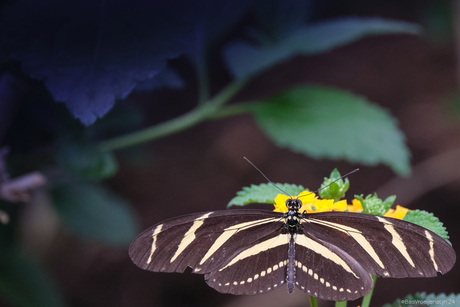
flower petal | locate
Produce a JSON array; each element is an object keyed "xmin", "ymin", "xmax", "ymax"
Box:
[
  {"xmin": 347, "ymin": 198, "xmax": 363, "ymax": 212},
  {"xmin": 331, "ymin": 199, "xmax": 348, "ymax": 211},
  {"xmin": 274, "ymin": 194, "xmax": 289, "ymax": 213},
  {"xmin": 384, "ymin": 205, "xmax": 409, "ymax": 219}
]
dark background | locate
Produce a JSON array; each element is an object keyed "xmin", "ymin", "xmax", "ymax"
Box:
[{"xmin": 1, "ymin": 1, "xmax": 460, "ymax": 306}]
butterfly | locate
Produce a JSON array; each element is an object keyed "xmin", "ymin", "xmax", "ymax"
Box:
[{"xmin": 129, "ymin": 193, "xmax": 455, "ymax": 301}]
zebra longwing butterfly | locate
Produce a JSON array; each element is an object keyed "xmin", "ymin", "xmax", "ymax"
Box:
[{"xmin": 129, "ymin": 196, "xmax": 455, "ymax": 301}]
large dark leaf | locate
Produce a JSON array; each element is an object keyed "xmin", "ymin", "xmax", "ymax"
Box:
[
  {"xmin": 184, "ymin": 0, "xmax": 251, "ymax": 65},
  {"xmin": 2, "ymin": 0, "xmax": 193, "ymax": 125},
  {"xmin": 224, "ymin": 17, "xmax": 421, "ymax": 79}
]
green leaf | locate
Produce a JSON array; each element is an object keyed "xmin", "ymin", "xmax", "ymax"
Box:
[
  {"xmin": 403, "ymin": 210, "xmax": 450, "ymax": 243},
  {"xmin": 52, "ymin": 182, "xmax": 139, "ymax": 246},
  {"xmin": 224, "ymin": 17, "xmax": 421, "ymax": 79},
  {"xmin": 383, "ymin": 292, "xmax": 460, "ymax": 307},
  {"xmin": 253, "ymin": 86, "xmax": 411, "ymax": 175},
  {"xmin": 355, "ymin": 194, "xmax": 395, "ymax": 216},
  {"xmin": 57, "ymin": 139, "xmax": 118, "ymax": 180},
  {"xmin": 0, "ymin": 248, "xmax": 65, "ymax": 307},
  {"xmin": 319, "ymin": 169, "xmax": 350, "ymax": 202},
  {"xmin": 227, "ymin": 183, "xmax": 306, "ymax": 207}
]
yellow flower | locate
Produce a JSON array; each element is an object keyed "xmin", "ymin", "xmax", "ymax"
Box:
[
  {"xmin": 298, "ymin": 191, "xmax": 317, "ymax": 213},
  {"xmin": 273, "ymin": 191, "xmax": 408, "ymax": 220},
  {"xmin": 305, "ymin": 199, "xmax": 348, "ymax": 213},
  {"xmin": 273, "ymin": 191, "xmax": 316, "ymax": 213},
  {"xmin": 273, "ymin": 194, "xmax": 290, "ymax": 213},
  {"xmin": 273, "ymin": 191, "xmax": 348, "ymax": 213},
  {"xmin": 347, "ymin": 198, "xmax": 363, "ymax": 212},
  {"xmin": 384, "ymin": 205, "xmax": 409, "ymax": 220}
]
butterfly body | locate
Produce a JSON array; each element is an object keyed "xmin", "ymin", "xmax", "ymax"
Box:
[
  {"xmin": 129, "ymin": 198, "xmax": 455, "ymax": 301},
  {"xmin": 285, "ymin": 198, "xmax": 302, "ymax": 231}
]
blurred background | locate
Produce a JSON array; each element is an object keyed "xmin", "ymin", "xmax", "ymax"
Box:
[{"xmin": 0, "ymin": 0, "xmax": 459, "ymax": 306}]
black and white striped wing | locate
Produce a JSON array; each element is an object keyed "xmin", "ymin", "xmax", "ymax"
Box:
[
  {"xmin": 302, "ymin": 212, "xmax": 456, "ymax": 279},
  {"xmin": 293, "ymin": 233, "xmax": 373, "ymax": 301},
  {"xmin": 129, "ymin": 209, "xmax": 287, "ymax": 294},
  {"xmin": 129, "ymin": 209, "xmax": 455, "ymax": 301},
  {"xmin": 205, "ymin": 232, "xmax": 289, "ymax": 295}
]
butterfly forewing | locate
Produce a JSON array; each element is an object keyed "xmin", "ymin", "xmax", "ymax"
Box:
[
  {"xmin": 303, "ymin": 212, "xmax": 456, "ymax": 279},
  {"xmin": 129, "ymin": 209, "xmax": 284, "ymax": 275}
]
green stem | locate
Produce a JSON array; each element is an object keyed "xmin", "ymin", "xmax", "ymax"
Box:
[
  {"xmin": 99, "ymin": 105, "xmax": 206, "ymax": 151},
  {"xmin": 210, "ymin": 77, "xmax": 249, "ymax": 108},
  {"xmin": 98, "ymin": 78, "xmax": 248, "ymax": 151},
  {"xmin": 309, "ymin": 296, "xmax": 318, "ymax": 307},
  {"xmin": 210, "ymin": 101, "xmax": 259, "ymax": 119},
  {"xmin": 335, "ymin": 301, "xmax": 347, "ymax": 307},
  {"xmin": 361, "ymin": 275, "xmax": 377, "ymax": 307}
]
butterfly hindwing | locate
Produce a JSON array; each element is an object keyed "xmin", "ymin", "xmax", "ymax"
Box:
[
  {"xmin": 302, "ymin": 212, "xmax": 456, "ymax": 279},
  {"xmin": 293, "ymin": 233, "xmax": 372, "ymax": 301},
  {"xmin": 206, "ymin": 232, "xmax": 289, "ymax": 295}
]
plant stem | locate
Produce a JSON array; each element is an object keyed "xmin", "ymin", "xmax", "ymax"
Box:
[
  {"xmin": 335, "ymin": 301, "xmax": 347, "ymax": 307},
  {"xmin": 98, "ymin": 78, "xmax": 248, "ymax": 151},
  {"xmin": 99, "ymin": 105, "xmax": 206, "ymax": 151},
  {"xmin": 361, "ymin": 275, "xmax": 377, "ymax": 307},
  {"xmin": 210, "ymin": 77, "xmax": 249, "ymax": 109},
  {"xmin": 210, "ymin": 101, "xmax": 258, "ymax": 119},
  {"xmin": 309, "ymin": 296, "xmax": 318, "ymax": 307}
]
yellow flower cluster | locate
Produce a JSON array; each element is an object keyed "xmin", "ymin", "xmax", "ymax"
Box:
[
  {"xmin": 273, "ymin": 191, "xmax": 408, "ymax": 219},
  {"xmin": 383, "ymin": 205, "xmax": 409, "ymax": 219}
]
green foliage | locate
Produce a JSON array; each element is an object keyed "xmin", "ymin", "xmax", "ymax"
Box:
[
  {"xmin": 404, "ymin": 210, "xmax": 450, "ymax": 243},
  {"xmin": 383, "ymin": 292, "xmax": 459, "ymax": 307},
  {"xmin": 52, "ymin": 183, "xmax": 139, "ymax": 246},
  {"xmin": 355, "ymin": 193, "xmax": 396, "ymax": 216},
  {"xmin": 253, "ymin": 86, "xmax": 410, "ymax": 175},
  {"xmin": 318, "ymin": 169, "xmax": 350, "ymax": 202},
  {"xmin": 57, "ymin": 139, "xmax": 118, "ymax": 180},
  {"xmin": 0, "ymin": 2, "xmax": 428, "ymax": 305},
  {"xmin": 227, "ymin": 183, "xmax": 306, "ymax": 207},
  {"xmin": 224, "ymin": 17, "xmax": 421, "ymax": 79},
  {"xmin": 0, "ymin": 249, "xmax": 65, "ymax": 307}
]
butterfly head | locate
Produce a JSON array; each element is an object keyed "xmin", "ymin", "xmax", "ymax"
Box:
[{"xmin": 286, "ymin": 198, "xmax": 302, "ymax": 211}]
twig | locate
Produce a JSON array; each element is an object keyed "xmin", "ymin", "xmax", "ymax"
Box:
[
  {"xmin": 0, "ymin": 171, "xmax": 47, "ymax": 202},
  {"xmin": 0, "ymin": 147, "xmax": 47, "ymax": 203}
]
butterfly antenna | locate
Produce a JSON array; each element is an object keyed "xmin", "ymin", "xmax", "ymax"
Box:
[{"xmin": 243, "ymin": 157, "xmax": 291, "ymax": 197}]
